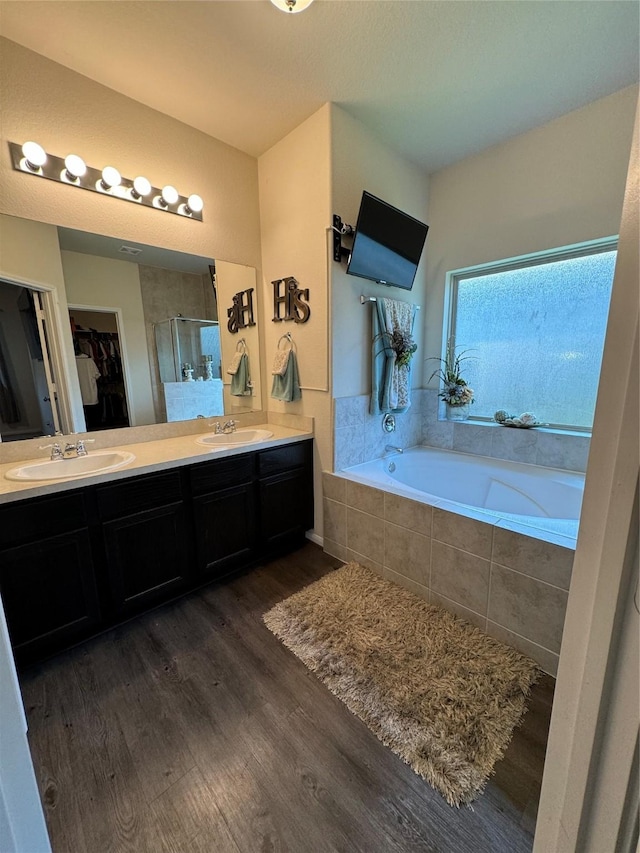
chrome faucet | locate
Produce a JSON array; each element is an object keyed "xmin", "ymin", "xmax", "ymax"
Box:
[
  {"xmin": 62, "ymin": 440, "xmax": 94, "ymax": 458},
  {"xmin": 385, "ymin": 444, "xmax": 403, "ymax": 455},
  {"xmin": 209, "ymin": 422, "xmax": 223, "ymax": 434},
  {"xmin": 222, "ymin": 420, "xmax": 237, "ymax": 434}
]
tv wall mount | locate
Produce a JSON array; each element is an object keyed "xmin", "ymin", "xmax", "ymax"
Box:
[{"xmin": 332, "ymin": 214, "xmax": 354, "ymax": 263}]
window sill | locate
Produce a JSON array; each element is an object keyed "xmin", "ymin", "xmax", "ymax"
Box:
[{"xmin": 438, "ymin": 418, "xmax": 591, "ymax": 439}]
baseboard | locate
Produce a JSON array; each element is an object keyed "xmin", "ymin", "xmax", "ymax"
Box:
[{"xmin": 306, "ymin": 531, "xmax": 323, "ymax": 547}]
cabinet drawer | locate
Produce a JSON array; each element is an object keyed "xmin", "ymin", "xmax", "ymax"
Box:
[
  {"xmin": 96, "ymin": 470, "xmax": 183, "ymax": 520},
  {"xmin": 0, "ymin": 491, "xmax": 87, "ymax": 548},
  {"xmin": 190, "ymin": 454, "xmax": 255, "ymax": 496},
  {"xmin": 258, "ymin": 441, "xmax": 310, "ymax": 477}
]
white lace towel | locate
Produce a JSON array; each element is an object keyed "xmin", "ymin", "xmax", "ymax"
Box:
[
  {"xmin": 226, "ymin": 351, "xmax": 244, "ymax": 375},
  {"xmin": 382, "ymin": 297, "xmax": 413, "ymax": 410}
]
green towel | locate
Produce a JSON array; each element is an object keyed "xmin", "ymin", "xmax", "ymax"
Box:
[
  {"xmin": 271, "ymin": 350, "xmax": 301, "ymax": 402},
  {"xmin": 230, "ymin": 353, "xmax": 252, "ymax": 396}
]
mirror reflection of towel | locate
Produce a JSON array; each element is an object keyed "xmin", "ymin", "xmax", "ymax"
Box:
[
  {"xmin": 271, "ymin": 350, "xmax": 301, "ymax": 402},
  {"xmin": 230, "ymin": 353, "xmax": 252, "ymax": 396}
]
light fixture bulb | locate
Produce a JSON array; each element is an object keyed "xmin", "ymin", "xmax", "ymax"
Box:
[
  {"xmin": 160, "ymin": 184, "xmax": 179, "ymax": 207},
  {"xmin": 21, "ymin": 141, "xmax": 47, "ymax": 170},
  {"xmin": 185, "ymin": 193, "xmax": 204, "ymax": 215},
  {"xmin": 131, "ymin": 176, "xmax": 151, "ymax": 199},
  {"xmin": 269, "ymin": 0, "xmax": 314, "ymax": 12},
  {"xmin": 101, "ymin": 166, "xmax": 121, "ymax": 189},
  {"xmin": 64, "ymin": 154, "xmax": 87, "ymax": 180}
]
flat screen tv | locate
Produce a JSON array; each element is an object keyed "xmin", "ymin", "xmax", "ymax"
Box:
[{"xmin": 346, "ymin": 191, "xmax": 428, "ymax": 291}]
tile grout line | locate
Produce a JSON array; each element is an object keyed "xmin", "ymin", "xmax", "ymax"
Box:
[{"xmin": 491, "ymin": 559, "xmax": 572, "ymax": 593}]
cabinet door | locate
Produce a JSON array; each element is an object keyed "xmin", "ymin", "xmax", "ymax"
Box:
[
  {"xmin": 102, "ymin": 503, "xmax": 191, "ymax": 618},
  {"xmin": 0, "ymin": 529, "xmax": 100, "ymax": 665},
  {"xmin": 259, "ymin": 468, "xmax": 313, "ymax": 549},
  {"xmin": 193, "ymin": 482, "xmax": 256, "ymax": 578}
]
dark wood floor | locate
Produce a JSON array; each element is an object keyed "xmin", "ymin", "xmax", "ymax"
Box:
[{"xmin": 20, "ymin": 543, "xmax": 554, "ymax": 853}]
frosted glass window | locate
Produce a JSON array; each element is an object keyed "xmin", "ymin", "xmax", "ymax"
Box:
[{"xmin": 449, "ymin": 243, "xmax": 617, "ymax": 430}]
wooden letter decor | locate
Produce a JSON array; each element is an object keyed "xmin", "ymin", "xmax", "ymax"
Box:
[
  {"xmin": 227, "ymin": 288, "xmax": 256, "ymax": 334},
  {"xmin": 271, "ymin": 277, "xmax": 311, "ymax": 324}
]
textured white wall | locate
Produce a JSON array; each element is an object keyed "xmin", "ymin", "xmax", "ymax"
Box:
[
  {"xmin": 61, "ymin": 250, "xmax": 155, "ymax": 426},
  {"xmin": 423, "ymin": 85, "xmax": 638, "ymax": 376},
  {"xmin": 0, "ymin": 38, "xmax": 262, "ymax": 269},
  {"xmin": 330, "ymin": 105, "xmax": 430, "ymax": 399}
]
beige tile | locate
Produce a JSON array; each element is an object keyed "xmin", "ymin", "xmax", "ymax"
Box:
[
  {"xmin": 383, "ymin": 567, "xmax": 429, "ymax": 602},
  {"xmin": 346, "ymin": 549, "xmax": 383, "ymax": 576},
  {"xmin": 492, "ymin": 527, "xmax": 574, "ymax": 590},
  {"xmin": 431, "ymin": 541, "xmax": 490, "ymax": 615},
  {"xmin": 430, "ymin": 591, "xmax": 486, "ymax": 631},
  {"xmin": 346, "ymin": 508, "xmax": 384, "ymax": 564},
  {"xmin": 345, "ymin": 481, "xmax": 385, "ymax": 518},
  {"xmin": 383, "ymin": 522, "xmax": 430, "ymax": 587},
  {"xmin": 323, "ymin": 498, "xmax": 346, "ymax": 546},
  {"xmin": 322, "ymin": 472, "xmax": 346, "ymax": 503},
  {"xmin": 432, "ymin": 508, "xmax": 494, "ymax": 559},
  {"xmin": 486, "ymin": 621, "xmax": 559, "ymax": 677},
  {"xmin": 488, "ymin": 565, "xmax": 568, "ymax": 653},
  {"xmin": 384, "ymin": 493, "xmax": 432, "ymax": 535},
  {"xmin": 323, "ymin": 539, "xmax": 347, "ymax": 562}
]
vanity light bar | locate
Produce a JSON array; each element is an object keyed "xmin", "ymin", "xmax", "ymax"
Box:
[{"xmin": 9, "ymin": 142, "xmax": 204, "ymax": 222}]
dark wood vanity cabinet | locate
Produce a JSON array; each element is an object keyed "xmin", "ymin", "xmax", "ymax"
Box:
[
  {"xmin": 191, "ymin": 454, "xmax": 257, "ymax": 578},
  {"xmin": 96, "ymin": 470, "xmax": 192, "ymax": 619},
  {"xmin": 258, "ymin": 442, "xmax": 314, "ymax": 551},
  {"xmin": 0, "ymin": 492, "xmax": 101, "ymax": 665},
  {"xmin": 0, "ymin": 438, "xmax": 313, "ymax": 667}
]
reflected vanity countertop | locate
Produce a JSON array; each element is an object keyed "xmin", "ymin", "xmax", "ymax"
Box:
[{"xmin": 0, "ymin": 423, "xmax": 313, "ymax": 504}]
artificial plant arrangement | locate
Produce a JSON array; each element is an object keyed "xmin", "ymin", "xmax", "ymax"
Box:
[
  {"xmin": 429, "ymin": 340, "xmax": 475, "ymax": 407},
  {"xmin": 389, "ymin": 329, "xmax": 418, "ymax": 367}
]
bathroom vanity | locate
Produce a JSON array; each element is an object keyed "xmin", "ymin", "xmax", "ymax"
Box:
[{"xmin": 0, "ymin": 435, "xmax": 313, "ymax": 668}]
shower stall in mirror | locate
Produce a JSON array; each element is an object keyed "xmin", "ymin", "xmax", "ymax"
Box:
[{"xmin": 154, "ymin": 316, "xmax": 223, "ymax": 422}]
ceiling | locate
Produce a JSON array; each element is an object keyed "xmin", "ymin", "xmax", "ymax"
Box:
[
  {"xmin": 57, "ymin": 227, "xmax": 213, "ymax": 275},
  {"xmin": 1, "ymin": 0, "xmax": 638, "ymax": 173}
]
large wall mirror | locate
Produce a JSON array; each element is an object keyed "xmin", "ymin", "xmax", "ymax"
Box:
[{"xmin": 0, "ymin": 216, "xmax": 263, "ymax": 442}]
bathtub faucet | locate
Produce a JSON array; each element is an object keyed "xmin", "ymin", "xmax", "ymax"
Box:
[{"xmin": 385, "ymin": 445, "xmax": 403, "ymax": 455}]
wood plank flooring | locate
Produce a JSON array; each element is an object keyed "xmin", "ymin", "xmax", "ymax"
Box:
[{"xmin": 20, "ymin": 543, "xmax": 554, "ymax": 853}]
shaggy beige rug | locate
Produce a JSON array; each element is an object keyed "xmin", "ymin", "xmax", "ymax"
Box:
[{"xmin": 263, "ymin": 562, "xmax": 540, "ymax": 807}]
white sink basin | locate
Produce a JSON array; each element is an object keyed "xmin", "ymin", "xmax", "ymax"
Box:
[
  {"xmin": 196, "ymin": 428, "xmax": 273, "ymax": 447},
  {"xmin": 5, "ymin": 450, "xmax": 136, "ymax": 482}
]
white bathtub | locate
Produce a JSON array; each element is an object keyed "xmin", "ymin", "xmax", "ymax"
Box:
[{"xmin": 341, "ymin": 446, "xmax": 584, "ymax": 543}]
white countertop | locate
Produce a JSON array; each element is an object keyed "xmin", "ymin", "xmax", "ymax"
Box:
[{"xmin": 0, "ymin": 424, "xmax": 313, "ymax": 505}]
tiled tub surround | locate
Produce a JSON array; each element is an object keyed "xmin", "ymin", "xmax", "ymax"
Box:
[
  {"xmin": 323, "ymin": 471, "xmax": 575, "ymax": 676},
  {"xmin": 334, "ymin": 390, "xmax": 591, "ymax": 473}
]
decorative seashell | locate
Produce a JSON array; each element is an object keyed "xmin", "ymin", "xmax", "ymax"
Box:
[
  {"xmin": 494, "ymin": 410, "xmax": 508, "ymax": 424},
  {"xmin": 509, "ymin": 417, "xmax": 524, "ymax": 426},
  {"xmin": 519, "ymin": 412, "xmax": 537, "ymax": 426}
]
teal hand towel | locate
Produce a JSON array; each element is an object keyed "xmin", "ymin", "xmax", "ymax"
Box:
[
  {"xmin": 271, "ymin": 350, "xmax": 301, "ymax": 402},
  {"xmin": 230, "ymin": 353, "xmax": 252, "ymax": 396}
]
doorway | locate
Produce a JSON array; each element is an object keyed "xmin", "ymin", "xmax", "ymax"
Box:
[
  {"xmin": 69, "ymin": 307, "xmax": 130, "ymax": 431},
  {"xmin": 0, "ymin": 280, "xmax": 61, "ymax": 441}
]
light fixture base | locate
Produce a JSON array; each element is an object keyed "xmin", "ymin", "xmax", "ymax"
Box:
[
  {"xmin": 270, "ymin": 0, "xmax": 314, "ymax": 12},
  {"xmin": 8, "ymin": 142, "xmax": 203, "ymax": 221}
]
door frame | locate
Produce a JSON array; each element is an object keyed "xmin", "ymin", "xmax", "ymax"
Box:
[
  {"xmin": 68, "ymin": 303, "xmax": 133, "ymax": 427},
  {"xmin": 0, "ymin": 273, "xmax": 77, "ymax": 436}
]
